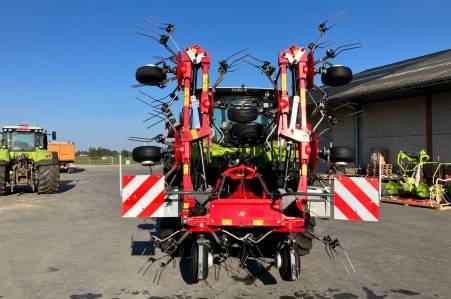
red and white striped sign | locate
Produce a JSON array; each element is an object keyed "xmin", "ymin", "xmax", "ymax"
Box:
[
  {"xmin": 334, "ymin": 176, "xmax": 380, "ymax": 222},
  {"xmin": 121, "ymin": 175, "xmax": 165, "ymax": 218}
]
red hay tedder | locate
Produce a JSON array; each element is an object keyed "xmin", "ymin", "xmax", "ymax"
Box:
[{"xmin": 121, "ymin": 15, "xmax": 379, "ymax": 283}]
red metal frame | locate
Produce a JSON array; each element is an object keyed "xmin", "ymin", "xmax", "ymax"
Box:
[{"xmin": 171, "ymin": 44, "xmax": 318, "ymax": 233}]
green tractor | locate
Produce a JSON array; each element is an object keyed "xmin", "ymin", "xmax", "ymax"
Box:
[{"xmin": 0, "ymin": 125, "xmax": 60, "ymax": 195}]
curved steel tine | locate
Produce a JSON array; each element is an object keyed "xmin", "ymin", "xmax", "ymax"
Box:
[
  {"xmin": 138, "ymin": 91, "xmax": 168, "ymax": 104},
  {"xmin": 136, "ymin": 31, "xmax": 160, "ymax": 43},
  {"xmin": 229, "ymin": 53, "xmax": 250, "ymax": 68},
  {"xmin": 248, "ymin": 55, "xmax": 267, "ymax": 63},
  {"xmin": 136, "ymin": 25, "xmax": 163, "ymax": 37},
  {"xmin": 224, "ymin": 48, "xmax": 250, "ymax": 62},
  {"xmin": 321, "ymin": 9, "xmax": 347, "ymax": 25}
]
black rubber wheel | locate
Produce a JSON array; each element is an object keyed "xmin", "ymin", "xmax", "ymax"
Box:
[
  {"xmin": 38, "ymin": 164, "xmax": 60, "ymax": 194},
  {"xmin": 136, "ymin": 64, "xmax": 166, "ymax": 86},
  {"xmin": 321, "ymin": 65, "xmax": 353, "ymax": 87},
  {"xmin": 0, "ymin": 166, "xmax": 6, "ymax": 195},
  {"xmin": 157, "ymin": 218, "xmax": 180, "ymax": 251},
  {"xmin": 227, "ymin": 106, "xmax": 258, "ymax": 123},
  {"xmin": 190, "ymin": 241, "xmax": 209, "ymax": 282},
  {"xmin": 230, "ymin": 123, "xmax": 264, "ymax": 147},
  {"xmin": 279, "ymin": 244, "xmax": 301, "ymax": 281},
  {"xmin": 132, "ymin": 146, "xmax": 161, "ymax": 163},
  {"xmin": 330, "ymin": 146, "xmax": 355, "ymax": 163}
]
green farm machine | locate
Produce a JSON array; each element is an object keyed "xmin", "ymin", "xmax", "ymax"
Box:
[{"xmin": 0, "ymin": 124, "xmax": 60, "ymax": 195}]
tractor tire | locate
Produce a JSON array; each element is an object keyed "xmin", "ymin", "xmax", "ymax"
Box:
[
  {"xmin": 230, "ymin": 123, "xmax": 264, "ymax": 146},
  {"xmin": 279, "ymin": 244, "xmax": 301, "ymax": 281},
  {"xmin": 136, "ymin": 64, "xmax": 166, "ymax": 86},
  {"xmin": 227, "ymin": 106, "xmax": 258, "ymax": 123},
  {"xmin": 190, "ymin": 241, "xmax": 209, "ymax": 282},
  {"xmin": 330, "ymin": 146, "xmax": 355, "ymax": 164},
  {"xmin": 321, "ymin": 65, "xmax": 353, "ymax": 87},
  {"xmin": 132, "ymin": 146, "xmax": 162, "ymax": 163},
  {"xmin": 38, "ymin": 164, "xmax": 60, "ymax": 194},
  {"xmin": 294, "ymin": 217, "xmax": 316, "ymax": 256},
  {"xmin": 0, "ymin": 166, "xmax": 6, "ymax": 196}
]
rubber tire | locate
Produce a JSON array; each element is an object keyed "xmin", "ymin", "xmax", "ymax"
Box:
[
  {"xmin": 0, "ymin": 166, "xmax": 6, "ymax": 195},
  {"xmin": 38, "ymin": 164, "xmax": 60, "ymax": 194},
  {"xmin": 230, "ymin": 123, "xmax": 264, "ymax": 146},
  {"xmin": 136, "ymin": 65, "xmax": 166, "ymax": 86},
  {"xmin": 279, "ymin": 245, "xmax": 301, "ymax": 281},
  {"xmin": 321, "ymin": 65, "xmax": 352, "ymax": 87},
  {"xmin": 296, "ymin": 217, "xmax": 316, "ymax": 256},
  {"xmin": 227, "ymin": 106, "xmax": 258, "ymax": 123},
  {"xmin": 132, "ymin": 146, "xmax": 161, "ymax": 163},
  {"xmin": 190, "ymin": 242, "xmax": 209, "ymax": 282},
  {"xmin": 330, "ymin": 146, "xmax": 355, "ymax": 163}
]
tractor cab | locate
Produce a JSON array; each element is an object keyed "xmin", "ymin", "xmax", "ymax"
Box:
[
  {"xmin": 209, "ymin": 87, "xmax": 277, "ymax": 148},
  {"xmin": 2, "ymin": 125, "xmax": 49, "ymax": 152},
  {"xmin": 0, "ymin": 125, "xmax": 60, "ymax": 194}
]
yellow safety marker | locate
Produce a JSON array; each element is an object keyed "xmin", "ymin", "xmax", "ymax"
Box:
[
  {"xmin": 301, "ymin": 164, "xmax": 308, "ymax": 176},
  {"xmin": 183, "ymin": 164, "xmax": 189, "ymax": 175},
  {"xmin": 300, "ymin": 88, "xmax": 306, "ymax": 107},
  {"xmin": 222, "ymin": 219, "xmax": 232, "ymax": 225},
  {"xmin": 183, "ymin": 202, "xmax": 190, "ymax": 210},
  {"xmin": 202, "ymin": 74, "xmax": 208, "ymax": 91},
  {"xmin": 253, "ymin": 219, "xmax": 264, "ymax": 226},
  {"xmin": 184, "ymin": 87, "xmax": 190, "ymax": 106},
  {"xmin": 281, "ymin": 72, "xmax": 287, "ymax": 92},
  {"xmin": 191, "ymin": 130, "xmax": 198, "ymax": 139}
]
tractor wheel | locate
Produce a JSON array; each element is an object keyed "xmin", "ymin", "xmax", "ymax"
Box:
[
  {"xmin": 227, "ymin": 106, "xmax": 258, "ymax": 123},
  {"xmin": 296, "ymin": 217, "xmax": 316, "ymax": 256},
  {"xmin": 190, "ymin": 241, "xmax": 209, "ymax": 282},
  {"xmin": 132, "ymin": 146, "xmax": 161, "ymax": 163},
  {"xmin": 135, "ymin": 64, "xmax": 167, "ymax": 86},
  {"xmin": 321, "ymin": 65, "xmax": 353, "ymax": 87},
  {"xmin": 330, "ymin": 146, "xmax": 355, "ymax": 164},
  {"xmin": 0, "ymin": 166, "xmax": 6, "ymax": 195},
  {"xmin": 38, "ymin": 164, "xmax": 60, "ymax": 194},
  {"xmin": 278, "ymin": 243, "xmax": 301, "ymax": 281},
  {"xmin": 157, "ymin": 218, "xmax": 180, "ymax": 251}
]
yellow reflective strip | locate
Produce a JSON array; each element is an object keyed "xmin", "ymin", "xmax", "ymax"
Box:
[
  {"xmin": 191, "ymin": 129, "xmax": 198, "ymax": 139},
  {"xmin": 253, "ymin": 219, "xmax": 264, "ymax": 226},
  {"xmin": 184, "ymin": 87, "xmax": 190, "ymax": 106},
  {"xmin": 281, "ymin": 73, "xmax": 287, "ymax": 92},
  {"xmin": 202, "ymin": 74, "xmax": 208, "ymax": 91},
  {"xmin": 222, "ymin": 219, "xmax": 232, "ymax": 225},
  {"xmin": 183, "ymin": 202, "xmax": 190, "ymax": 210},
  {"xmin": 302, "ymin": 164, "xmax": 308, "ymax": 176},
  {"xmin": 300, "ymin": 88, "xmax": 306, "ymax": 107},
  {"xmin": 183, "ymin": 164, "xmax": 189, "ymax": 175}
]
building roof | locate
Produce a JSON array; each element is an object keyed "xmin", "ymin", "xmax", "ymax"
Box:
[{"xmin": 324, "ymin": 48, "xmax": 451, "ymax": 100}]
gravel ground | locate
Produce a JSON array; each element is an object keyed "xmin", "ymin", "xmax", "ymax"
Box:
[{"xmin": 0, "ymin": 165, "xmax": 450, "ymax": 299}]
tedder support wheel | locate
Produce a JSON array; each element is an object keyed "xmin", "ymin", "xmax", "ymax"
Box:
[
  {"xmin": 0, "ymin": 166, "xmax": 6, "ymax": 195},
  {"xmin": 190, "ymin": 239, "xmax": 210, "ymax": 282},
  {"xmin": 278, "ymin": 244, "xmax": 301, "ymax": 281},
  {"xmin": 38, "ymin": 164, "xmax": 60, "ymax": 194}
]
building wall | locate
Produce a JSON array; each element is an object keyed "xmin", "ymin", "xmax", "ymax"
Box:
[
  {"xmin": 362, "ymin": 95, "xmax": 426, "ymax": 164},
  {"xmin": 330, "ymin": 89, "xmax": 451, "ymax": 166},
  {"xmin": 432, "ymin": 90, "xmax": 451, "ymax": 162}
]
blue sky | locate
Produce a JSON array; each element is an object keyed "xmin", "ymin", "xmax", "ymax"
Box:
[{"xmin": 1, "ymin": 1, "xmax": 450, "ymax": 150}]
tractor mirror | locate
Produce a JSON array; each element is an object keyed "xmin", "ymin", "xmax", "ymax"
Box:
[
  {"xmin": 135, "ymin": 64, "xmax": 167, "ymax": 86},
  {"xmin": 51, "ymin": 131, "xmax": 57, "ymax": 141},
  {"xmin": 321, "ymin": 65, "xmax": 353, "ymax": 87}
]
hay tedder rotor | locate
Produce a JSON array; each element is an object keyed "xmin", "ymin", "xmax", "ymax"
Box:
[{"xmin": 121, "ymin": 15, "xmax": 380, "ymax": 282}]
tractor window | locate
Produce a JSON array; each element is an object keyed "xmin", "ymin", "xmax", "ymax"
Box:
[
  {"xmin": 11, "ymin": 132, "xmax": 36, "ymax": 151},
  {"xmin": 1, "ymin": 133, "xmax": 7, "ymax": 148},
  {"xmin": 36, "ymin": 133, "xmax": 45, "ymax": 148}
]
